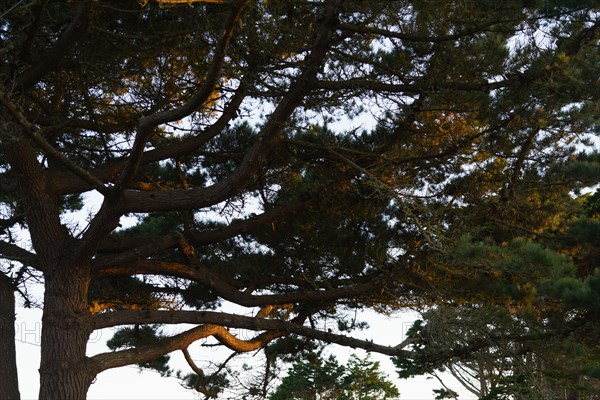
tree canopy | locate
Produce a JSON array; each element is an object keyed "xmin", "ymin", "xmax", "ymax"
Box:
[
  {"xmin": 0, "ymin": 0, "xmax": 599, "ymax": 398},
  {"xmin": 270, "ymin": 354, "xmax": 399, "ymax": 400}
]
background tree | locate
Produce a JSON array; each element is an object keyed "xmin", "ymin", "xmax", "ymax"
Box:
[
  {"xmin": 269, "ymin": 353, "xmax": 399, "ymax": 400},
  {"xmin": 394, "ymin": 167, "xmax": 600, "ymax": 399},
  {"xmin": 0, "ymin": 0, "xmax": 599, "ymax": 399}
]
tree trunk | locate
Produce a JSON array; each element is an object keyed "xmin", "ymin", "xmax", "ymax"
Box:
[
  {"xmin": 0, "ymin": 274, "xmax": 20, "ymax": 400},
  {"xmin": 1, "ymin": 118, "xmax": 97, "ymax": 399},
  {"xmin": 38, "ymin": 266, "xmax": 95, "ymax": 400}
]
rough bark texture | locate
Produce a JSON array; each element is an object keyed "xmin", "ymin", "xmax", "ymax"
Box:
[
  {"xmin": 0, "ymin": 274, "xmax": 20, "ymax": 400},
  {"xmin": 4, "ymin": 135, "xmax": 95, "ymax": 399},
  {"xmin": 38, "ymin": 267, "xmax": 95, "ymax": 400}
]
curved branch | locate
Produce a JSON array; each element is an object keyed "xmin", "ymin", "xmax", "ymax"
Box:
[
  {"xmin": 93, "ymin": 310, "xmax": 576, "ymax": 368},
  {"xmin": 89, "ymin": 322, "xmax": 284, "ymax": 373},
  {"xmin": 91, "ymin": 309, "xmax": 412, "ymax": 358},
  {"xmin": 181, "ymin": 347, "xmax": 220, "ymax": 397},
  {"xmin": 181, "ymin": 347, "xmax": 205, "ymax": 379},
  {"xmin": 94, "ymin": 259, "xmax": 384, "ymax": 308}
]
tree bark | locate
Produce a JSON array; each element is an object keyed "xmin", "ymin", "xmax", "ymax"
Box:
[
  {"xmin": 38, "ymin": 265, "xmax": 95, "ymax": 400},
  {"xmin": 2, "ymin": 126, "xmax": 95, "ymax": 399},
  {"xmin": 0, "ymin": 274, "xmax": 20, "ymax": 400}
]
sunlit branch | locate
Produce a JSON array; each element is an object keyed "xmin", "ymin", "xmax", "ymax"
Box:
[
  {"xmin": 91, "ymin": 309, "xmax": 413, "ymax": 358},
  {"xmin": 90, "ymin": 322, "xmax": 284, "ymax": 373}
]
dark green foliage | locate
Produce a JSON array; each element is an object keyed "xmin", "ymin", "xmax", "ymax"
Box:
[
  {"xmin": 270, "ymin": 354, "xmax": 399, "ymax": 400},
  {"xmin": 552, "ymin": 271, "xmax": 600, "ymax": 313},
  {"xmin": 584, "ymin": 189, "xmax": 600, "ymax": 218},
  {"xmin": 432, "ymin": 236, "xmax": 577, "ymax": 308},
  {"xmin": 116, "ymin": 213, "xmax": 182, "ymax": 237},
  {"xmin": 107, "ymin": 325, "xmax": 172, "ymax": 377},
  {"xmin": 393, "ymin": 356, "xmax": 433, "ymax": 380},
  {"xmin": 61, "ymin": 194, "xmax": 83, "ymax": 212},
  {"xmin": 180, "ymin": 282, "xmax": 220, "ymax": 310},
  {"xmin": 178, "ymin": 370, "xmax": 229, "ymax": 397},
  {"xmin": 433, "ymin": 388, "xmax": 459, "ymax": 399},
  {"xmin": 266, "ymin": 336, "xmax": 323, "ymax": 364},
  {"xmin": 551, "ymin": 152, "xmax": 600, "ymax": 191}
]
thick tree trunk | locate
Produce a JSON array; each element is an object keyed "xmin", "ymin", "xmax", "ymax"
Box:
[
  {"xmin": 0, "ymin": 274, "xmax": 20, "ymax": 400},
  {"xmin": 1, "ymin": 121, "xmax": 97, "ymax": 398},
  {"xmin": 38, "ymin": 266, "xmax": 95, "ymax": 400}
]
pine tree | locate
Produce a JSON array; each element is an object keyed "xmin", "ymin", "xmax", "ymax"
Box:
[{"xmin": 0, "ymin": 0, "xmax": 599, "ymax": 398}]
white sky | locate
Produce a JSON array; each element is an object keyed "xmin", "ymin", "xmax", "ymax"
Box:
[{"xmin": 15, "ymin": 304, "xmax": 476, "ymax": 399}]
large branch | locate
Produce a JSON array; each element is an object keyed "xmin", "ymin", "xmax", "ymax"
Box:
[
  {"xmin": 95, "ymin": 199, "xmax": 312, "ymax": 263},
  {"xmin": 93, "ymin": 232, "xmax": 182, "ymax": 268},
  {"xmin": 0, "ymin": 241, "xmax": 38, "ymax": 269},
  {"xmin": 89, "ymin": 322, "xmax": 285, "ymax": 373},
  {"xmin": 94, "ymin": 259, "xmax": 385, "ymax": 308},
  {"xmin": 1, "ymin": 127, "xmax": 69, "ymax": 262},
  {"xmin": 92, "ymin": 309, "xmax": 413, "ymax": 358},
  {"xmin": 92, "ymin": 310, "xmax": 581, "ymax": 374}
]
